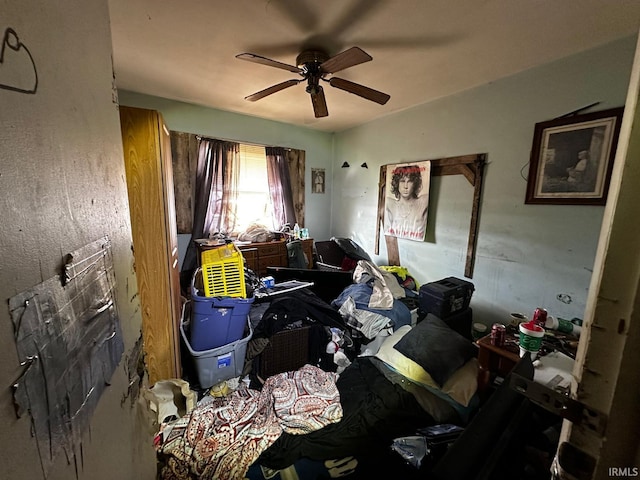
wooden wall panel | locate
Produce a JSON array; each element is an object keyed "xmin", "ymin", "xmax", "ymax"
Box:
[
  {"xmin": 170, "ymin": 131, "xmax": 198, "ymax": 234},
  {"xmin": 287, "ymin": 149, "xmax": 306, "ymax": 227}
]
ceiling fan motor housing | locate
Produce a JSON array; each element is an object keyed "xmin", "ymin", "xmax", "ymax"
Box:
[
  {"xmin": 296, "ymin": 50, "xmax": 330, "ymax": 71},
  {"xmin": 297, "ymin": 50, "xmax": 329, "ymax": 95}
]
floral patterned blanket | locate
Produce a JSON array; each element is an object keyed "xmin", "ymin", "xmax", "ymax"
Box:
[{"xmin": 156, "ymin": 365, "xmax": 343, "ymax": 480}]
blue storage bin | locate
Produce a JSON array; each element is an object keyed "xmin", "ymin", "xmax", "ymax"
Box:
[
  {"xmin": 190, "ymin": 267, "xmax": 255, "ymax": 351},
  {"xmin": 190, "ymin": 294, "xmax": 254, "ymax": 351},
  {"xmin": 190, "ymin": 272, "xmax": 254, "ymax": 351}
]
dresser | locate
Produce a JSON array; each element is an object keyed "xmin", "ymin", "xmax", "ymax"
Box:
[
  {"xmin": 238, "ymin": 240, "xmax": 288, "ymax": 276},
  {"xmin": 237, "ymin": 238, "xmax": 314, "ymax": 276}
]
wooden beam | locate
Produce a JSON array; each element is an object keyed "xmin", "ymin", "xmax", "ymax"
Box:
[
  {"xmin": 457, "ymin": 164, "xmax": 477, "ymax": 185},
  {"xmin": 429, "ymin": 154, "xmax": 479, "ymax": 167},
  {"xmin": 374, "ymin": 165, "xmax": 387, "ymax": 255},
  {"xmin": 465, "ymin": 155, "xmax": 486, "ymax": 278},
  {"xmin": 385, "ymin": 235, "xmax": 400, "ymax": 266},
  {"xmin": 431, "ymin": 164, "xmax": 476, "ymax": 184}
]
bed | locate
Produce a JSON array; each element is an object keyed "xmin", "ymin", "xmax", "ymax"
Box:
[{"xmin": 156, "ymin": 305, "xmax": 480, "ymax": 480}]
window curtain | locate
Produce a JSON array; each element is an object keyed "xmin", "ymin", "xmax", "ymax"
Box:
[
  {"xmin": 286, "ymin": 148, "xmax": 306, "ymax": 227},
  {"xmin": 266, "ymin": 146, "xmax": 297, "ymax": 229},
  {"xmin": 182, "ymin": 138, "xmax": 240, "ymax": 274}
]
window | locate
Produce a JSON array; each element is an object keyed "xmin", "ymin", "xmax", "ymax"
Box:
[
  {"xmin": 233, "ymin": 144, "xmax": 276, "ymax": 233},
  {"xmin": 170, "ymin": 130, "xmax": 305, "ymax": 238}
]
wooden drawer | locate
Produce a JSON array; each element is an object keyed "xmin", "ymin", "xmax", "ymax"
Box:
[
  {"xmin": 258, "ymin": 243, "xmax": 285, "ymax": 257},
  {"xmin": 238, "ymin": 240, "xmax": 288, "ymax": 276},
  {"xmin": 240, "ymin": 247, "xmax": 258, "ymax": 272},
  {"xmin": 258, "ymin": 253, "xmax": 287, "ymax": 273}
]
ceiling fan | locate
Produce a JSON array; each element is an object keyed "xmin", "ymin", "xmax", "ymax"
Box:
[{"xmin": 236, "ymin": 46, "xmax": 390, "ymax": 118}]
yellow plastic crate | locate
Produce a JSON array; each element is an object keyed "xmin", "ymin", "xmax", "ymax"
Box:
[{"xmin": 200, "ymin": 244, "xmax": 247, "ymax": 298}]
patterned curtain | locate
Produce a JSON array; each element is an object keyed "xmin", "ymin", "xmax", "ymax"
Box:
[
  {"xmin": 266, "ymin": 146, "xmax": 297, "ymax": 229},
  {"xmin": 182, "ymin": 138, "xmax": 240, "ymax": 273}
]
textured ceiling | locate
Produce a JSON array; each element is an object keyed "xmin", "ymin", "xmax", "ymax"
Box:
[{"xmin": 108, "ymin": 0, "xmax": 640, "ymax": 133}]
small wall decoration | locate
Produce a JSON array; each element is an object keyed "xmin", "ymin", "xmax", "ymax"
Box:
[
  {"xmin": 525, "ymin": 107, "xmax": 624, "ymax": 205},
  {"xmin": 383, "ymin": 161, "xmax": 431, "ymax": 241},
  {"xmin": 312, "ymin": 168, "xmax": 325, "ymax": 194}
]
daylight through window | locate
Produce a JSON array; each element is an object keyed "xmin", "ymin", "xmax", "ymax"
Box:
[{"xmin": 233, "ymin": 144, "xmax": 275, "ymax": 233}]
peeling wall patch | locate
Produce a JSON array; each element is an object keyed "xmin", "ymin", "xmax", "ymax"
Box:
[{"xmin": 557, "ymin": 293, "xmax": 572, "ymax": 304}]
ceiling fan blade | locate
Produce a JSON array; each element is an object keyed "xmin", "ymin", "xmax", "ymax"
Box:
[
  {"xmin": 245, "ymin": 79, "xmax": 301, "ymax": 102},
  {"xmin": 320, "ymin": 46, "xmax": 372, "ymax": 74},
  {"xmin": 310, "ymin": 86, "xmax": 328, "ymax": 118},
  {"xmin": 328, "ymin": 77, "xmax": 390, "ymax": 105},
  {"xmin": 236, "ymin": 53, "xmax": 302, "ymax": 73}
]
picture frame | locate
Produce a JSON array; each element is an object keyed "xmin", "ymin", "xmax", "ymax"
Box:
[
  {"xmin": 311, "ymin": 168, "xmax": 325, "ymax": 194},
  {"xmin": 525, "ymin": 107, "xmax": 624, "ymax": 205}
]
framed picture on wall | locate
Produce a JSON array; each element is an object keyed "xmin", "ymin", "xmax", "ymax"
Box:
[
  {"xmin": 312, "ymin": 168, "xmax": 325, "ymax": 194},
  {"xmin": 525, "ymin": 107, "xmax": 624, "ymax": 205}
]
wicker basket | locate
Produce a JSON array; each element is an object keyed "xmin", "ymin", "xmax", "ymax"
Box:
[{"xmin": 258, "ymin": 326, "xmax": 310, "ymax": 378}]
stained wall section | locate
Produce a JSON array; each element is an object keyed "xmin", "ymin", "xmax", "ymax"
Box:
[{"xmin": 0, "ymin": 1, "xmax": 156, "ymax": 479}]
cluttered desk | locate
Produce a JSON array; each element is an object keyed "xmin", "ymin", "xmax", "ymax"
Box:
[{"xmin": 476, "ymin": 313, "xmax": 580, "ymax": 395}]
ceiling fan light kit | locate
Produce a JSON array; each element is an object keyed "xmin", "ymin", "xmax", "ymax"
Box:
[{"xmin": 237, "ymin": 46, "xmax": 390, "ymax": 118}]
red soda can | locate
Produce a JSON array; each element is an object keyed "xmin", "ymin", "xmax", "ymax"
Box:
[
  {"xmin": 532, "ymin": 308, "xmax": 548, "ymax": 328},
  {"xmin": 490, "ymin": 323, "xmax": 506, "ymax": 347}
]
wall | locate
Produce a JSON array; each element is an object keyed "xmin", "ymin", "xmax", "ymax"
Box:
[
  {"xmin": 331, "ymin": 36, "xmax": 637, "ymax": 328},
  {"xmin": 563, "ymin": 33, "xmax": 640, "ymax": 476},
  {"xmin": 117, "ymin": 91, "xmax": 335, "ymax": 256},
  {"xmin": 0, "ymin": 1, "xmax": 156, "ymax": 479}
]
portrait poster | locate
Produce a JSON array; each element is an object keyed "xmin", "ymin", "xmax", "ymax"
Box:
[
  {"xmin": 312, "ymin": 168, "xmax": 325, "ymax": 194},
  {"xmin": 384, "ymin": 161, "xmax": 431, "ymax": 241}
]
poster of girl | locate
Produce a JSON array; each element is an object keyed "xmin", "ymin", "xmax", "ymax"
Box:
[{"xmin": 384, "ymin": 161, "xmax": 430, "ymax": 241}]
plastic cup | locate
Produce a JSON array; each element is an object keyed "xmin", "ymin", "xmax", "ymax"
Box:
[
  {"xmin": 519, "ymin": 321, "xmax": 545, "ymax": 359},
  {"xmin": 472, "ymin": 322, "xmax": 488, "ymax": 341}
]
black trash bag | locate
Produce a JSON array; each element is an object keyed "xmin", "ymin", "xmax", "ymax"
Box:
[
  {"xmin": 332, "ymin": 237, "xmax": 371, "ymax": 262},
  {"xmin": 286, "ymin": 240, "xmax": 308, "ymax": 269}
]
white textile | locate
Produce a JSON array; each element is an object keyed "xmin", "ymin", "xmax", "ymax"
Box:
[{"xmin": 353, "ymin": 260, "xmax": 405, "ymax": 310}]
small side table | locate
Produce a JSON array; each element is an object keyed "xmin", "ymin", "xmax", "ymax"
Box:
[
  {"xmin": 476, "ymin": 327, "xmax": 580, "ymax": 397},
  {"xmin": 476, "ymin": 333, "xmax": 521, "ymax": 394}
]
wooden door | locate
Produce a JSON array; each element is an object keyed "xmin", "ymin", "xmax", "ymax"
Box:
[{"xmin": 120, "ymin": 106, "xmax": 181, "ymax": 384}]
